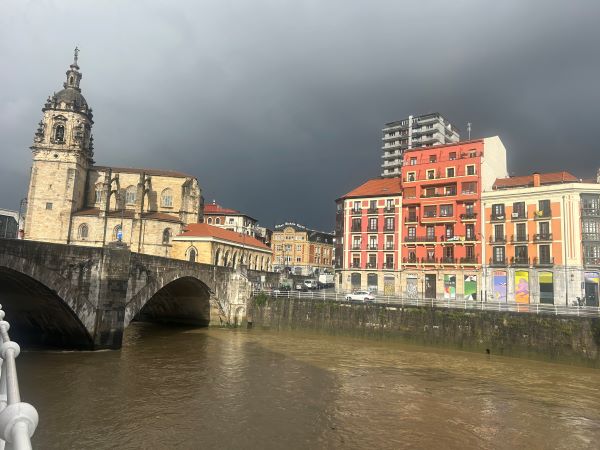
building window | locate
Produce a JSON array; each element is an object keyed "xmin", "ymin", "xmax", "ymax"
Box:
[
  {"xmin": 407, "ymin": 227, "xmax": 416, "ymax": 239},
  {"xmin": 446, "ymin": 167, "xmax": 455, "ymax": 178},
  {"xmin": 424, "ymin": 205, "xmax": 436, "ymax": 218},
  {"xmin": 351, "ymin": 218, "xmax": 361, "ymax": 231},
  {"xmin": 113, "ymin": 225, "xmax": 122, "ymax": 240},
  {"xmin": 215, "ymin": 218, "xmax": 221, "ymax": 224},
  {"xmin": 94, "ymin": 184, "xmax": 103, "ymax": 204},
  {"xmin": 426, "ymin": 226, "xmax": 435, "ymax": 240},
  {"xmin": 368, "ymin": 218, "xmax": 378, "ymax": 231},
  {"xmin": 207, "ymin": 217, "xmax": 213, "ymax": 224},
  {"xmin": 296, "ymin": 244, "xmax": 302, "ymax": 251},
  {"xmin": 516, "ymin": 223, "xmax": 527, "ymax": 241},
  {"xmin": 539, "ymin": 221, "xmax": 550, "ymax": 237},
  {"xmin": 45, "ymin": 202, "xmax": 53, "ymax": 210},
  {"xmin": 296, "ymin": 257, "xmax": 301, "ymax": 263},
  {"xmin": 78, "ymin": 223, "xmax": 88, "ymax": 240},
  {"xmin": 407, "ymin": 172, "xmax": 416, "ymax": 182},
  {"xmin": 466, "ymin": 165, "xmax": 476, "ymax": 176},
  {"xmin": 462, "ymin": 182, "xmax": 477, "ymax": 194},
  {"xmin": 161, "ymin": 189, "xmax": 173, "ymax": 207},
  {"xmin": 494, "ymin": 224, "xmax": 504, "ymax": 242},
  {"xmin": 125, "ymin": 186, "xmax": 136, "ymax": 204},
  {"xmin": 513, "ymin": 201, "xmax": 526, "ymax": 218},
  {"xmin": 353, "ymin": 201, "xmax": 361, "ymax": 212},
  {"xmin": 538, "ymin": 200, "xmax": 551, "ymax": 217},
  {"xmin": 410, "ymin": 157, "xmax": 417, "ymax": 166},
  {"xmin": 449, "ymin": 152, "xmax": 456, "ymax": 160},
  {"xmin": 188, "ymin": 248, "xmax": 197, "ymax": 262},
  {"xmin": 162, "ymin": 228, "xmax": 171, "ymax": 244},
  {"xmin": 515, "ymin": 245, "xmax": 528, "ymax": 262},
  {"xmin": 445, "ymin": 224, "xmax": 454, "ymax": 239},
  {"xmin": 429, "ymin": 155, "xmax": 436, "ymax": 163},
  {"xmin": 54, "ymin": 125, "xmax": 65, "ymax": 142},
  {"xmin": 465, "ymin": 224, "xmax": 475, "ymax": 240},
  {"xmin": 539, "ymin": 244, "xmax": 551, "ymax": 263},
  {"xmin": 493, "ymin": 246, "xmax": 505, "ymax": 263},
  {"xmin": 465, "ymin": 245, "xmax": 474, "ymax": 259},
  {"xmin": 426, "ymin": 169, "xmax": 435, "ymax": 180},
  {"xmin": 386, "ymin": 199, "xmax": 394, "ymax": 210},
  {"xmin": 385, "ymin": 217, "xmax": 394, "ymax": 231},
  {"xmin": 492, "ymin": 204, "xmax": 505, "ymax": 220},
  {"xmin": 439, "ymin": 204, "xmax": 453, "ymax": 217}
]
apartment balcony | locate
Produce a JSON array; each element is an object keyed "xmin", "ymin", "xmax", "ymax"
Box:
[
  {"xmin": 366, "ymin": 263, "xmax": 378, "ymax": 269},
  {"xmin": 404, "ymin": 215, "xmax": 418, "ymax": 224},
  {"xmin": 533, "ymin": 211, "xmax": 552, "ymax": 220},
  {"xmin": 367, "ymin": 226, "xmax": 378, "ymax": 232},
  {"xmin": 351, "ymin": 209, "xmax": 362, "ymax": 216},
  {"xmin": 367, "ymin": 245, "xmax": 378, "ymax": 251},
  {"xmin": 533, "ymin": 233, "xmax": 553, "ymax": 242},
  {"xmin": 582, "ymin": 233, "xmax": 600, "ymax": 242},
  {"xmin": 440, "ymin": 257, "xmax": 457, "ymax": 264},
  {"xmin": 351, "ymin": 262, "xmax": 361, "ymax": 269},
  {"xmin": 582, "ymin": 208, "xmax": 600, "ymax": 217},
  {"xmin": 510, "ymin": 212, "xmax": 527, "ymax": 221},
  {"xmin": 489, "ymin": 235, "xmax": 507, "ymax": 244},
  {"xmin": 459, "ymin": 213, "xmax": 477, "ymax": 221},
  {"xmin": 382, "ymin": 262, "xmax": 395, "ymax": 270},
  {"xmin": 421, "ymin": 214, "xmax": 456, "ymax": 223},
  {"xmin": 421, "ymin": 257, "xmax": 437, "ymax": 264},
  {"xmin": 584, "ymin": 257, "xmax": 600, "ymax": 266},
  {"xmin": 351, "ymin": 226, "xmax": 361, "ymax": 232},
  {"xmin": 511, "ymin": 256, "xmax": 530, "ymax": 267},
  {"xmin": 385, "ymin": 244, "xmax": 395, "ymax": 251},
  {"xmin": 511, "ymin": 234, "xmax": 529, "ymax": 243},
  {"xmin": 384, "ymin": 206, "xmax": 395, "ymax": 213},
  {"xmin": 490, "ymin": 214, "xmax": 506, "ymax": 222},
  {"xmin": 404, "ymin": 236, "xmax": 437, "ymax": 243},
  {"xmin": 489, "ymin": 257, "xmax": 507, "ymax": 267},
  {"xmin": 351, "ymin": 245, "xmax": 361, "ymax": 250},
  {"xmin": 384, "ymin": 226, "xmax": 395, "ymax": 232},
  {"xmin": 402, "ymin": 257, "xmax": 418, "ymax": 265},
  {"xmin": 460, "ymin": 256, "xmax": 479, "ymax": 265},
  {"xmin": 533, "ymin": 257, "xmax": 554, "ymax": 267}
]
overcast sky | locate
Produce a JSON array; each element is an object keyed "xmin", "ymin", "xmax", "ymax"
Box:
[{"xmin": 1, "ymin": 0, "xmax": 599, "ymax": 231}]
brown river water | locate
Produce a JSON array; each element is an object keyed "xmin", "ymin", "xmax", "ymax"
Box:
[{"xmin": 17, "ymin": 323, "xmax": 600, "ymax": 449}]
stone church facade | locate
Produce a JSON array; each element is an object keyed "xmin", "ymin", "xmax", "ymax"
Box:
[{"xmin": 24, "ymin": 50, "xmax": 201, "ymax": 257}]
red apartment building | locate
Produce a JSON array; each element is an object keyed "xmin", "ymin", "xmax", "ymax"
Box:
[{"xmin": 399, "ymin": 137, "xmax": 507, "ymax": 299}]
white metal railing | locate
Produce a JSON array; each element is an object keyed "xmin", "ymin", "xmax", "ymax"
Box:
[
  {"xmin": 0, "ymin": 305, "xmax": 38, "ymax": 450},
  {"xmin": 252, "ymin": 290, "xmax": 600, "ymax": 318}
]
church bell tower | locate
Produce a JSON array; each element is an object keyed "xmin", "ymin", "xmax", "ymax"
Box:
[{"xmin": 24, "ymin": 48, "xmax": 95, "ymax": 243}]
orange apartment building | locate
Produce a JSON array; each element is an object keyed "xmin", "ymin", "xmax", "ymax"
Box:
[{"xmin": 482, "ymin": 172, "xmax": 600, "ymax": 305}]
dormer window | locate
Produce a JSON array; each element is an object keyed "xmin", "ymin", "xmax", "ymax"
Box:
[{"xmin": 54, "ymin": 125, "xmax": 65, "ymax": 142}]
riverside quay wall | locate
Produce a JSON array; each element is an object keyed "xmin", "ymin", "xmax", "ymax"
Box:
[{"xmin": 247, "ymin": 295, "xmax": 600, "ymax": 367}]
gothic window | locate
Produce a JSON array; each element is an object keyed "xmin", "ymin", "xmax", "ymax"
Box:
[
  {"xmin": 54, "ymin": 125, "xmax": 65, "ymax": 143},
  {"xmin": 162, "ymin": 228, "xmax": 171, "ymax": 244},
  {"xmin": 78, "ymin": 224, "xmax": 89, "ymax": 240},
  {"xmin": 161, "ymin": 188, "xmax": 173, "ymax": 207},
  {"xmin": 188, "ymin": 247, "xmax": 197, "ymax": 262},
  {"xmin": 113, "ymin": 225, "xmax": 122, "ymax": 241},
  {"xmin": 94, "ymin": 184, "xmax": 103, "ymax": 204},
  {"xmin": 125, "ymin": 186, "xmax": 137, "ymax": 204}
]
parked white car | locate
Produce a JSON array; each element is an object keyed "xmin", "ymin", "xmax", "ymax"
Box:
[{"xmin": 345, "ymin": 290, "xmax": 376, "ymax": 303}]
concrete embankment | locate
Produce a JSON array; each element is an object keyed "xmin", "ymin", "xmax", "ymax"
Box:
[{"xmin": 247, "ymin": 295, "xmax": 600, "ymax": 367}]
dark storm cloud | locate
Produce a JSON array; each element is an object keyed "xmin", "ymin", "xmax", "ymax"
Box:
[{"xmin": 1, "ymin": 0, "xmax": 599, "ymax": 231}]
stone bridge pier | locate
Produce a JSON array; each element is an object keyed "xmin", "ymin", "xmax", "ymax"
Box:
[{"xmin": 0, "ymin": 239, "xmax": 278, "ymax": 350}]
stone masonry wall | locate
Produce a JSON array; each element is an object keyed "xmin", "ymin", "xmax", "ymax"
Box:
[{"xmin": 248, "ymin": 296, "xmax": 600, "ymax": 367}]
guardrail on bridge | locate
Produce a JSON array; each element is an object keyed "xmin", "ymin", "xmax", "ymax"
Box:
[
  {"xmin": 252, "ymin": 290, "xmax": 600, "ymax": 318},
  {"xmin": 0, "ymin": 304, "xmax": 38, "ymax": 450}
]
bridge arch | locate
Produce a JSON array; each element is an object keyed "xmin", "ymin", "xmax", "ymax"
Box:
[
  {"xmin": 0, "ymin": 254, "xmax": 95, "ymax": 349},
  {"xmin": 125, "ymin": 269, "xmax": 213, "ymax": 327}
]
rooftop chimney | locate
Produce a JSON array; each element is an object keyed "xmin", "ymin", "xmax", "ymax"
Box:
[{"xmin": 533, "ymin": 172, "xmax": 541, "ymax": 188}]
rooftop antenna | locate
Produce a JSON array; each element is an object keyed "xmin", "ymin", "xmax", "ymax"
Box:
[{"xmin": 467, "ymin": 122, "xmax": 472, "ymax": 140}]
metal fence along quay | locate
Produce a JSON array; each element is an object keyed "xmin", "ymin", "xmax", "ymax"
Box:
[
  {"xmin": 0, "ymin": 305, "xmax": 38, "ymax": 450},
  {"xmin": 253, "ymin": 290, "xmax": 600, "ymax": 318}
]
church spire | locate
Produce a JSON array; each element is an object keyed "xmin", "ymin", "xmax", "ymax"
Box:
[{"xmin": 64, "ymin": 46, "xmax": 82, "ymax": 90}]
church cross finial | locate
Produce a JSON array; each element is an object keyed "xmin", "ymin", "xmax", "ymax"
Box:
[{"xmin": 73, "ymin": 46, "xmax": 79, "ymax": 66}]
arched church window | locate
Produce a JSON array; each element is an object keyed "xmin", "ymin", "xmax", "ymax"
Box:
[
  {"xmin": 94, "ymin": 184, "xmax": 103, "ymax": 204},
  {"xmin": 161, "ymin": 189, "xmax": 173, "ymax": 207},
  {"xmin": 78, "ymin": 223, "xmax": 89, "ymax": 240},
  {"xmin": 188, "ymin": 248, "xmax": 197, "ymax": 263},
  {"xmin": 69, "ymin": 76, "xmax": 73, "ymax": 84},
  {"xmin": 55, "ymin": 125, "xmax": 65, "ymax": 142},
  {"xmin": 113, "ymin": 225, "xmax": 122, "ymax": 241},
  {"xmin": 162, "ymin": 228, "xmax": 172, "ymax": 244},
  {"xmin": 208, "ymin": 217, "xmax": 213, "ymax": 224},
  {"xmin": 125, "ymin": 186, "xmax": 137, "ymax": 204}
]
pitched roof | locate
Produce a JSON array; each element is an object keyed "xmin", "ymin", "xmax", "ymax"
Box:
[
  {"xmin": 338, "ymin": 177, "xmax": 402, "ymax": 200},
  {"xmin": 175, "ymin": 223, "xmax": 271, "ymax": 251},
  {"xmin": 93, "ymin": 166, "xmax": 194, "ymax": 179},
  {"xmin": 493, "ymin": 172, "xmax": 579, "ymax": 189}
]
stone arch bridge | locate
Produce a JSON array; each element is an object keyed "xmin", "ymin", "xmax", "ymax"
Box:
[{"xmin": 0, "ymin": 239, "xmax": 277, "ymax": 350}]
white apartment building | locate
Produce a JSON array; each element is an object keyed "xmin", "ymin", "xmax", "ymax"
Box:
[{"xmin": 381, "ymin": 113, "xmax": 460, "ymax": 178}]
